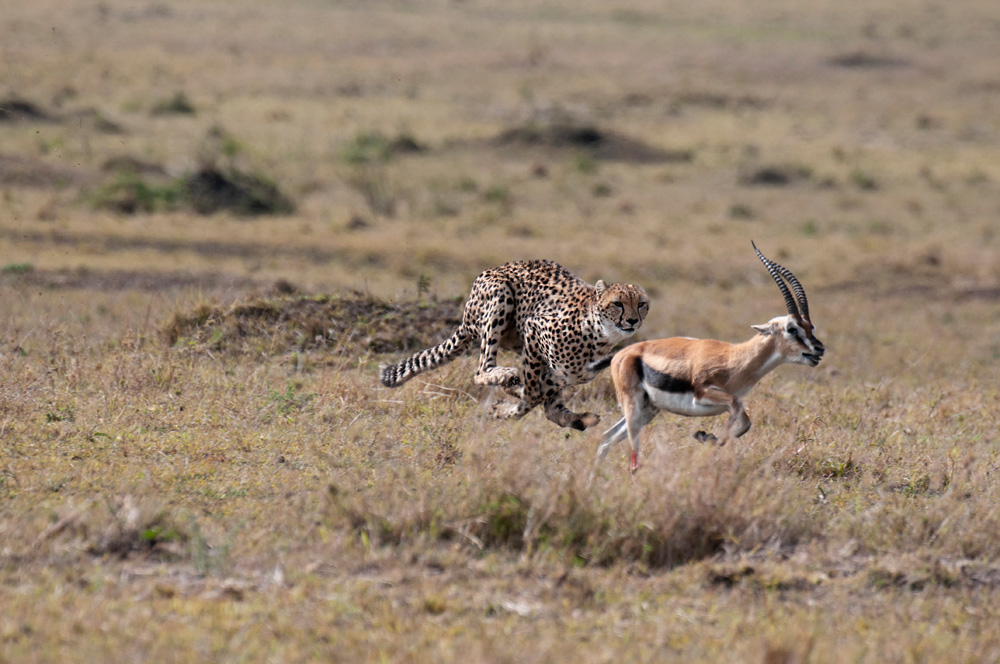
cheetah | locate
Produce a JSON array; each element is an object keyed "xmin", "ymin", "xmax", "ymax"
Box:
[{"xmin": 379, "ymin": 260, "xmax": 649, "ymax": 430}]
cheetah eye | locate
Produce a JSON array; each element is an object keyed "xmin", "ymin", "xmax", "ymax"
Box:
[
  {"xmin": 612, "ymin": 302, "xmax": 624, "ymax": 310},
  {"xmin": 638, "ymin": 302, "xmax": 648, "ymax": 309}
]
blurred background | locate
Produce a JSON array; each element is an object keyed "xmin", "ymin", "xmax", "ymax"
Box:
[{"xmin": 1, "ymin": 0, "xmax": 999, "ymax": 375}]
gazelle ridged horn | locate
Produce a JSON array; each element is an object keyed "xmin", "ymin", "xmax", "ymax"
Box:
[
  {"xmin": 751, "ymin": 241, "xmax": 798, "ymax": 318},
  {"xmin": 775, "ymin": 265, "xmax": 810, "ymax": 322}
]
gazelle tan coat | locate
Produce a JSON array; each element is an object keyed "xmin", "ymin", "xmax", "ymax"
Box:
[{"xmin": 596, "ymin": 242, "xmax": 825, "ymax": 472}]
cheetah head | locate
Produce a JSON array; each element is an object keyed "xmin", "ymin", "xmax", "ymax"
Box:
[{"xmin": 595, "ymin": 280, "xmax": 649, "ymax": 337}]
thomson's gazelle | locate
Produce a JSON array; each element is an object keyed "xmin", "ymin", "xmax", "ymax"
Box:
[{"xmin": 596, "ymin": 242, "xmax": 825, "ymax": 472}]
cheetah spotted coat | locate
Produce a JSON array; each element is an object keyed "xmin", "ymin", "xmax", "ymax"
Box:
[{"xmin": 379, "ymin": 260, "xmax": 649, "ymax": 430}]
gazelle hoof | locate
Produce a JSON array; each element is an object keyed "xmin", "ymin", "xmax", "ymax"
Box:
[{"xmin": 693, "ymin": 430, "xmax": 718, "ymax": 444}]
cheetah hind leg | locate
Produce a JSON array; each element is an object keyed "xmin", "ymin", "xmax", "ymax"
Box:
[
  {"xmin": 502, "ymin": 382, "xmax": 524, "ymax": 400},
  {"xmin": 471, "ymin": 281, "xmax": 521, "ymax": 390},
  {"xmin": 489, "ymin": 398, "xmax": 529, "ymax": 420},
  {"xmin": 473, "ymin": 366, "xmax": 521, "ymax": 389}
]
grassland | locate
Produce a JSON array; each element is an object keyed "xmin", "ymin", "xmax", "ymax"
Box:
[{"xmin": 2, "ymin": 0, "xmax": 1000, "ymax": 661}]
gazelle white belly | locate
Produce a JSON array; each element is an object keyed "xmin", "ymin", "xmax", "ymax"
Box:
[{"xmin": 645, "ymin": 385, "xmax": 727, "ymax": 417}]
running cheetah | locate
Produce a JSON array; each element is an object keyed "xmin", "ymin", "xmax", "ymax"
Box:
[{"xmin": 379, "ymin": 260, "xmax": 649, "ymax": 430}]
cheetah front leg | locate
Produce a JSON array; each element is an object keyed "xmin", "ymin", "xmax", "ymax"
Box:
[
  {"xmin": 528, "ymin": 341, "xmax": 599, "ymax": 430},
  {"xmin": 489, "ymin": 360, "xmax": 598, "ymax": 431},
  {"xmin": 542, "ymin": 390, "xmax": 600, "ymax": 431},
  {"xmin": 472, "ymin": 283, "xmax": 521, "ymax": 390}
]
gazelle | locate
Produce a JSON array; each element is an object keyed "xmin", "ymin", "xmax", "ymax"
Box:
[{"xmin": 595, "ymin": 242, "xmax": 825, "ymax": 472}]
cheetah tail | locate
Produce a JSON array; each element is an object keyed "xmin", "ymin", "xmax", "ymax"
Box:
[{"xmin": 378, "ymin": 326, "xmax": 472, "ymax": 388}]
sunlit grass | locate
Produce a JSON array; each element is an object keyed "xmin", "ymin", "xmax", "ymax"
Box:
[{"xmin": 1, "ymin": 0, "xmax": 1000, "ymax": 661}]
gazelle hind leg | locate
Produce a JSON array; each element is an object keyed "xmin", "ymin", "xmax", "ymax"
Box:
[
  {"xmin": 595, "ymin": 404, "xmax": 657, "ymax": 465},
  {"xmin": 596, "ymin": 417, "xmax": 629, "ymax": 460},
  {"xmin": 589, "ymin": 406, "xmax": 655, "ymax": 485},
  {"xmin": 625, "ymin": 402, "xmax": 658, "ymax": 472},
  {"xmin": 596, "ymin": 387, "xmax": 644, "ymax": 462}
]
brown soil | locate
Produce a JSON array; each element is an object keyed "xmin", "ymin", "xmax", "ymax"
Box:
[
  {"xmin": 0, "ymin": 267, "xmax": 264, "ymax": 293},
  {"xmin": 0, "ymin": 98, "xmax": 51, "ymax": 123},
  {"xmin": 490, "ymin": 122, "xmax": 694, "ymax": 164},
  {"xmin": 162, "ymin": 292, "xmax": 464, "ymax": 356},
  {"xmin": 0, "ymin": 153, "xmax": 95, "ymax": 188}
]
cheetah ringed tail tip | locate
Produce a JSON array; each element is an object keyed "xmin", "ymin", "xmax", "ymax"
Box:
[{"xmin": 378, "ymin": 365, "xmax": 399, "ymax": 388}]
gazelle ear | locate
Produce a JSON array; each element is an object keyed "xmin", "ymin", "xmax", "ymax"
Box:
[
  {"xmin": 595, "ymin": 279, "xmax": 608, "ymax": 294},
  {"xmin": 751, "ymin": 323, "xmax": 771, "ymax": 335}
]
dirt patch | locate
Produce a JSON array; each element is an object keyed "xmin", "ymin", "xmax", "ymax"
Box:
[
  {"xmin": 827, "ymin": 52, "xmax": 910, "ymax": 69},
  {"xmin": 3, "ymin": 228, "xmax": 343, "ymax": 264},
  {"xmin": 0, "ymin": 98, "xmax": 51, "ymax": 123},
  {"xmin": 670, "ymin": 90, "xmax": 770, "ymax": 111},
  {"xmin": 0, "ymin": 266, "xmax": 264, "ymax": 293},
  {"xmin": 738, "ymin": 163, "xmax": 813, "ymax": 187},
  {"xmin": 183, "ymin": 167, "xmax": 295, "ymax": 216},
  {"xmin": 491, "ymin": 122, "xmax": 693, "ymax": 164},
  {"xmin": 0, "ymin": 153, "xmax": 95, "ymax": 189},
  {"xmin": 1, "ymin": 98, "xmax": 122, "ymax": 134},
  {"xmin": 102, "ymin": 156, "xmax": 169, "ymax": 178},
  {"xmin": 163, "ymin": 292, "xmax": 464, "ymax": 356},
  {"xmin": 822, "ymin": 256, "xmax": 1000, "ymax": 302}
]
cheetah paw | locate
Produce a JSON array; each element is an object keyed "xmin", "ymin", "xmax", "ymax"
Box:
[
  {"xmin": 489, "ymin": 400, "xmax": 522, "ymax": 420},
  {"xmin": 570, "ymin": 412, "xmax": 601, "ymax": 431},
  {"xmin": 475, "ymin": 367, "xmax": 521, "ymax": 388}
]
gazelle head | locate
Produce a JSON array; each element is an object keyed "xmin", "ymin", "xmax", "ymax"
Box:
[{"xmin": 751, "ymin": 242, "xmax": 825, "ymax": 367}]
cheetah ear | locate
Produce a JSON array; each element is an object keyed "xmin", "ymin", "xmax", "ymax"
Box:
[{"xmin": 595, "ymin": 279, "xmax": 608, "ymax": 294}]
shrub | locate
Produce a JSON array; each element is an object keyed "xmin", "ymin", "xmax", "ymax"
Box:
[
  {"xmin": 150, "ymin": 91, "xmax": 197, "ymax": 115},
  {"xmin": 87, "ymin": 167, "xmax": 294, "ymax": 216},
  {"xmin": 2, "ymin": 262, "xmax": 34, "ymax": 275},
  {"xmin": 739, "ymin": 164, "xmax": 813, "ymax": 187},
  {"xmin": 324, "ymin": 435, "xmax": 817, "ymax": 570},
  {"xmin": 339, "ymin": 130, "xmax": 425, "ymax": 165},
  {"xmin": 86, "ymin": 171, "xmax": 182, "ymax": 214},
  {"xmin": 183, "ymin": 167, "xmax": 295, "ymax": 216}
]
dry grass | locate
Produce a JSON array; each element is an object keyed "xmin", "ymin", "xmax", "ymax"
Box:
[{"xmin": 2, "ymin": 0, "xmax": 1000, "ymax": 661}]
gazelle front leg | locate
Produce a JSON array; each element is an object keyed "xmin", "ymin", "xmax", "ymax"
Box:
[
  {"xmin": 718, "ymin": 396, "xmax": 751, "ymax": 444},
  {"xmin": 691, "ymin": 384, "xmax": 748, "ymax": 445}
]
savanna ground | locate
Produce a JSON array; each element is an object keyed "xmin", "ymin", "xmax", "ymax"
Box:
[{"xmin": 2, "ymin": 0, "xmax": 1000, "ymax": 661}]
